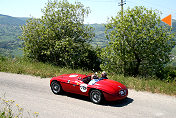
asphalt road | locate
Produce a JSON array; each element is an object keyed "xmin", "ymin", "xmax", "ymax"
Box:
[{"xmin": 0, "ymin": 72, "xmax": 176, "ymax": 118}]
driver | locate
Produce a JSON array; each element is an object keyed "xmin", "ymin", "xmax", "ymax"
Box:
[
  {"xmin": 99, "ymin": 71, "xmax": 108, "ymax": 80},
  {"xmin": 88, "ymin": 72, "xmax": 99, "ymax": 85},
  {"xmin": 92, "ymin": 72, "xmax": 99, "ymax": 79}
]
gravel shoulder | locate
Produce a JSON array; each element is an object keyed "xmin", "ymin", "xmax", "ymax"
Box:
[{"xmin": 0, "ymin": 72, "xmax": 176, "ymax": 118}]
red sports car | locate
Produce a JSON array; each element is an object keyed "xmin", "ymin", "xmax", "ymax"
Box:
[{"xmin": 50, "ymin": 73, "xmax": 128, "ymax": 104}]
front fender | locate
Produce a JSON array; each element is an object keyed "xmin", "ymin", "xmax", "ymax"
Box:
[{"xmin": 88, "ymin": 84, "xmax": 119, "ymax": 95}]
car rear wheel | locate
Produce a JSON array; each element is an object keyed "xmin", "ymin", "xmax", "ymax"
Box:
[
  {"xmin": 51, "ymin": 81, "xmax": 62, "ymax": 94},
  {"xmin": 90, "ymin": 90, "xmax": 103, "ymax": 104}
]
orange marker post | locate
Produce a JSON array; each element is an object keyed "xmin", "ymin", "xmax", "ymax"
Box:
[{"xmin": 161, "ymin": 14, "xmax": 172, "ymax": 26}]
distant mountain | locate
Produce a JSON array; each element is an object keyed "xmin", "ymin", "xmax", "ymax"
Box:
[
  {"xmin": 172, "ymin": 19, "xmax": 176, "ymax": 32},
  {"xmin": 91, "ymin": 24, "xmax": 109, "ymax": 47},
  {"xmin": 0, "ymin": 14, "xmax": 27, "ymax": 56},
  {"xmin": 0, "ymin": 14, "xmax": 27, "ymax": 26}
]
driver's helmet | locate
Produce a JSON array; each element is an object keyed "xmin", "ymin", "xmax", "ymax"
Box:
[
  {"xmin": 92, "ymin": 72, "xmax": 98, "ymax": 79},
  {"xmin": 101, "ymin": 71, "xmax": 107, "ymax": 77}
]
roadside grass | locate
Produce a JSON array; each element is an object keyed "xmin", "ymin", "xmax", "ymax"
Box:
[
  {"xmin": 0, "ymin": 57, "xmax": 89, "ymax": 78},
  {"xmin": 0, "ymin": 56, "xmax": 175, "ymax": 96},
  {"xmin": 109, "ymin": 75, "xmax": 176, "ymax": 96}
]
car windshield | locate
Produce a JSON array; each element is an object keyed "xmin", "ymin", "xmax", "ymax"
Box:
[{"xmin": 88, "ymin": 79, "xmax": 99, "ymax": 85}]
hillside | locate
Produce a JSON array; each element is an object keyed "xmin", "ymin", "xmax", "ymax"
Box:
[
  {"xmin": 0, "ymin": 14, "xmax": 28, "ymax": 56},
  {"xmin": 0, "ymin": 14, "xmax": 26, "ymax": 26},
  {"xmin": 172, "ymin": 19, "xmax": 176, "ymax": 32},
  {"xmin": 91, "ymin": 24, "xmax": 110, "ymax": 47}
]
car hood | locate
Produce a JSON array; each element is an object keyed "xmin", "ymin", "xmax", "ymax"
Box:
[{"xmin": 94, "ymin": 79, "xmax": 127, "ymax": 94}]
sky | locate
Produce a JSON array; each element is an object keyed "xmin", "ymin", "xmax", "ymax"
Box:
[{"xmin": 0, "ymin": 0, "xmax": 176, "ymax": 24}]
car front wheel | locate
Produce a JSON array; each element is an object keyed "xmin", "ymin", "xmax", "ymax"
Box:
[
  {"xmin": 51, "ymin": 81, "xmax": 62, "ymax": 94},
  {"xmin": 90, "ymin": 90, "xmax": 103, "ymax": 104}
]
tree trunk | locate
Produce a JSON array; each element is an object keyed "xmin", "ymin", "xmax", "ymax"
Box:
[{"xmin": 133, "ymin": 52, "xmax": 141, "ymax": 77}]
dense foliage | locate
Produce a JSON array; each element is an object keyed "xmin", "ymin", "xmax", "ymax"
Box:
[
  {"xmin": 20, "ymin": 0, "xmax": 100, "ymax": 69},
  {"xmin": 100, "ymin": 6, "xmax": 175, "ymax": 77}
]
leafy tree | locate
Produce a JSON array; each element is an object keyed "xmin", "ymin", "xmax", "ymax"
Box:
[
  {"xmin": 100, "ymin": 6, "xmax": 175, "ymax": 76},
  {"xmin": 20, "ymin": 0, "xmax": 100, "ymax": 69}
]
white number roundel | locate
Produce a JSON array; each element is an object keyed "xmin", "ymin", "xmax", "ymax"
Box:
[{"xmin": 80, "ymin": 84, "xmax": 87, "ymax": 92}]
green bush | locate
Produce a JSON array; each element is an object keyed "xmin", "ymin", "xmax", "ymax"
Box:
[{"xmin": 156, "ymin": 66, "xmax": 176, "ymax": 82}]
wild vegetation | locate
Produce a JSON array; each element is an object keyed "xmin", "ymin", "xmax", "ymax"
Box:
[{"xmin": 0, "ymin": 95, "xmax": 39, "ymax": 118}]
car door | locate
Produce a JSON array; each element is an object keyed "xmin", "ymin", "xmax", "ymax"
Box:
[
  {"xmin": 71, "ymin": 78, "xmax": 90, "ymax": 96},
  {"xmin": 61, "ymin": 76, "xmax": 90, "ymax": 96},
  {"xmin": 61, "ymin": 77, "xmax": 83, "ymax": 94}
]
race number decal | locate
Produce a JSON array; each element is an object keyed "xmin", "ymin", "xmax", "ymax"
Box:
[{"xmin": 80, "ymin": 84, "xmax": 87, "ymax": 92}]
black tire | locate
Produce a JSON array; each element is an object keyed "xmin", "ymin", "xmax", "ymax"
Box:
[
  {"xmin": 51, "ymin": 81, "xmax": 62, "ymax": 94},
  {"xmin": 90, "ymin": 89, "xmax": 103, "ymax": 104}
]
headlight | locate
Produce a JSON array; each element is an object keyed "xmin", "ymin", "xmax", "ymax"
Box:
[{"xmin": 119, "ymin": 89, "xmax": 126, "ymax": 96}]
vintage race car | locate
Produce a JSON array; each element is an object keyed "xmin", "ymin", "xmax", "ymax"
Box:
[{"xmin": 50, "ymin": 73, "xmax": 128, "ymax": 104}]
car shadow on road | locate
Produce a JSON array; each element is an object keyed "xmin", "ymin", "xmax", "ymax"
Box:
[
  {"xmin": 60, "ymin": 92, "xmax": 90, "ymax": 101},
  {"xmin": 59, "ymin": 92, "xmax": 133, "ymax": 107},
  {"xmin": 102, "ymin": 97, "xmax": 134, "ymax": 107}
]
